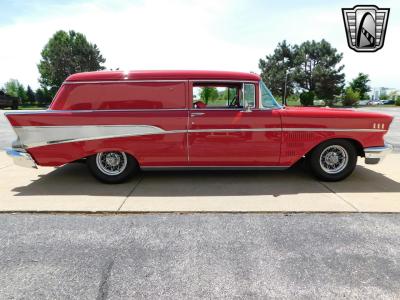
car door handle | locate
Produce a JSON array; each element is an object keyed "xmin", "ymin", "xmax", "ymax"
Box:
[{"xmin": 190, "ymin": 112, "xmax": 205, "ymax": 117}]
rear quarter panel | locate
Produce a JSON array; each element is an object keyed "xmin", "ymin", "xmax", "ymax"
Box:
[{"xmin": 6, "ymin": 110, "xmax": 188, "ymax": 167}]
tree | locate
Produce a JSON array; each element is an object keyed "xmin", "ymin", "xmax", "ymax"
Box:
[
  {"xmin": 35, "ymin": 87, "xmax": 53, "ymax": 107},
  {"xmin": 38, "ymin": 30, "xmax": 106, "ymax": 95},
  {"xmin": 259, "ymin": 40, "xmax": 296, "ymax": 100},
  {"xmin": 396, "ymin": 96, "xmax": 400, "ymax": 106},
  {"xmin": 259, "ymin": 39, "xmax": 345, "ymax": 104},
  {"xmin": 299, "ymin": 91, "xmax": 315, "ymax": 106},
  {"xmin": 26, "ymin": 86, "xmax": 36, "ymax": 106},
  {"xmin": 4, "ymin": 79, "xmax": 21, "ymax": 98},
  {"xmin": 380, "ymin": 94, "xmax": 389, "ymax": 100},
  {"xmin": 342, "ymin": 87, "xmax": 360, "ymax": 106},
  {"xmin": 4, "ymin": 79, "xmax": 28, "ymax": 104},
  {"xmin": 292, "ymin": 39, "xmax": 345, "ymax": 101},
  {"xmin": 349, "ymin": 73, "xmax": 371, "ymax": 100},
  {"xmin": 17, "ymin": 85, "xmax": 28, "ymax": 105},
  {"xmin": 200, "ymin": 87, "xmax": 219, "ymax": 104},
  {"xmin": 388, "ymin": 90, "xmax": 399, "ymax": 101}
]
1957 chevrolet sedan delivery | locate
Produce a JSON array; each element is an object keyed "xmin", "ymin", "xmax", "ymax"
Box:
[{"xmin": 5, "ymin": 70, "xmax": 393, "ymax": 183}]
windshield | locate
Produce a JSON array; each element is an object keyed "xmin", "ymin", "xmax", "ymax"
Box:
[{"xmin": 260, "ymin": 81, "xmax": 281, "ymax": 109}]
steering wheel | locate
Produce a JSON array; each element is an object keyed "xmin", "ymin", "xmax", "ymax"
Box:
[{"xmin": 229, "ymin": 96, "xmax": 238, "ymax": 108}]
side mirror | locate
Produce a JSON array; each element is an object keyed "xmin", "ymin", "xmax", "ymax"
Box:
[{"xmin": 242, "ymin": 101, "xmax": 253, "ymax": 113}]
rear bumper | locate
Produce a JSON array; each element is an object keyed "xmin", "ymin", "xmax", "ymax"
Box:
[
  {"xmin": 5, "ymin": 147, "xmax": 37, "ymax": 168},
  {"xmin": 364, "ymin": 144, "xmax": 393, "ymax": 164}
]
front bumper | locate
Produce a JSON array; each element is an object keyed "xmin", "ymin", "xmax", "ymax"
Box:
[
  {"xmin": 364, "ymin": 144, "xmax": 393, "ymax": 164},
  {"xmin": 5, "ymin": 147, "xmax": 37, "ymax": 168}
]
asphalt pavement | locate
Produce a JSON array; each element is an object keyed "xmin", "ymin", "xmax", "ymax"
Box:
[{"xmin": 1, "ymin": 213, "xmax": 400, "ymax": 299}]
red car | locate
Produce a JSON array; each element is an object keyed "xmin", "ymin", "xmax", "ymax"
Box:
[{"xmin": 5, "ymin": 70, "xmax": 393, "ymax": 183}]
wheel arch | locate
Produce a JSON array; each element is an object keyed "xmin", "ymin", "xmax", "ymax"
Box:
[
  {"xmin": 305, "ymin": 138, "xmax": 365, "ymax": 158},
  {"xmin": 85, "ymin": 150, "xmax": 141, "ymax": 167}
]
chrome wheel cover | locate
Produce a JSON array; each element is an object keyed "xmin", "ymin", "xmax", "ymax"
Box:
[
  {"xmin": 96, "ymin": 152, "xmax": 127, "ymax": 176},
  {"xmin": 319, "ymin": 145, "xmax": 349, "ymax": 174}
]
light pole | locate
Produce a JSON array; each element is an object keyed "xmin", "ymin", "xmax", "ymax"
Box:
[
  {"xmin": 283, "ymin": 66, "xmax": 295, "ymax": 106},
  {"xmin": 283, "ymin": 69, "xmax": 289, "ymax": 106},
  {"xmin": 282, "ymin": 58, "xmax": 289, "ymax": 106}
]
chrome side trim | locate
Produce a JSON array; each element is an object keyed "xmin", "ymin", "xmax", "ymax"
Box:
[
  {"xmin": 61, "ymin": 108, "xmax": 189, "ymax": 112},
  {"xmin": 12, "ymin": 125, "xmax": 388, "ymax": 149},
  {"xmin": 283, "ymin": 128, "xmax": 386, "ymax": 132},
  {"xmin": 5, "ymin": 147, "xmax": 37, "ymax": 168},
  {"xmin": 14, "ymin": 125, "xmax": 167, "ymax": 148},
  {"xmin": 189, "ymin": 128, "xmax": 280, "ymax": 133}
]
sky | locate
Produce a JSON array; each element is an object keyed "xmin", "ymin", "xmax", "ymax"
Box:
[{"xmin": 0, "ymin": 0, "xmax": 399, "ymax": 90}]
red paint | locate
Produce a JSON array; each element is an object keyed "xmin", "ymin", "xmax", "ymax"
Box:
[
  {"xmin": 5, "ymin": 70, "xmax": 394, "ymax": 168},
  {"xmin": 51, "ymin": 82, "xmax": 187, "ymax": 110},
  {"xmin": 65, "ymin": 70, "xmax": 261, "ymax": 82}
]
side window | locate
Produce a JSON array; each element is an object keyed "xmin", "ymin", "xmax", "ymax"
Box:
[
  {"xmin": 260, "ymin": 80, "xmax": 280, "ymax": 109},
  {"xmin": 193, "ymin": 86, "xmax": 231, "ymax": 108},
  {"xmin": 243, "ymin": 84, "xmax": 255, "ymax": 108},
  {"xmin": 53, "ymin": 82, "xmax": 186, "ymax": 110},
  {"xmin": 192, "ymin": 83, "xmax": 252, "ymax": 109}
]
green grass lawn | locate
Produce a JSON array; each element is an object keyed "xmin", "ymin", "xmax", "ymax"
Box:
[
  {"xmin": 19, "ymin": 106, "xmax": 47, "ymax": 110},
  {"xmin": 2, "ymin": 106, "xmax": 47, "ymax": 110}
]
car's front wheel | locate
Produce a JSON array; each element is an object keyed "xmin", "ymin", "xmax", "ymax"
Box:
[
  {"xmin": 308, "ymin": 140, "xmax": 357, "ymax": 181},
  {"xmin": 87, "ymin": 151, "xmax": 139, "ymax": 183}
]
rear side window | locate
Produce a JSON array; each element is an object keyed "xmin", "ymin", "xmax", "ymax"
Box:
[{"xmin": 52, "ymin": 82, "xmax": 186, "ymax": 110}]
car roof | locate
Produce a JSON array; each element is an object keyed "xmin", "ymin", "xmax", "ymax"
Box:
[{"xmin": 65, "ymin": 70, "xmax": 261, "ymax": 82}]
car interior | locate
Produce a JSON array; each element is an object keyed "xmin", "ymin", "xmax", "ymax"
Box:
[{"xmin": 193, "ymin": 82, "xmax": 255, "ymax": 109}]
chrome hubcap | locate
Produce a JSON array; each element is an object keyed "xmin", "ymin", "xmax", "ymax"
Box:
[
  {"xmin": 319, "ymin": 145, "xmax": 348, "ymax": 174},
  {"xmin": 96, "ymin": 152, "xmax": 127, "ymax": 176}
]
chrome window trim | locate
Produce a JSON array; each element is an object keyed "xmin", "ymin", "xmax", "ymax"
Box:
[
  {"xmin": 243, "ymin": 83, "xmax": 256, "ymax": 109},
  {"xmin": 191, "ymin": 80, "xmax": 259, "ymax": 84},
  {"xmin": 63, "ymin": 79, "xmax": 260, "ymax": 85},
  {"xmin": 191, "ymin": 80, "xmax": 257, "ymax": 110},
  {"xmin": 190, "ymin": 108, "xmax": 262, "ymax": 111},
  {"xmin": 63, "ymin": 80, "xmax": 188, "ymax": 84},
  {"xmin": 259, "ymin": 80, "xmax": 282, "ymax": 110}
]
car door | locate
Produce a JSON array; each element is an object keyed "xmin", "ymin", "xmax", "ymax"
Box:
[{"xmin": 188, "ymin": 81, "xmax": 281, "ymax": 166}]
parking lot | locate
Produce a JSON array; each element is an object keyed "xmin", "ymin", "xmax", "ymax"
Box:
[
  {"xmin": 1, "ymin": 213, "xmax": 400, "ymax": 299},
  {"xmin": 0, "ymin": 107, "xmax": 400, "ymax": 213}
]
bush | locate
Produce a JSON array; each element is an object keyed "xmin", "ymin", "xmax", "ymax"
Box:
[
  {"xmin": 299, "ymin": 91, "xmax": 315, "ymax": 106},
  {"xmin": 287, "ymin": 94, "xmax": 300, "ymax": 106},
  {"xmin": 324, "ymin": 99, "xmax": 336, "ymax": 107},
  {"xmin": 396, "ymin": 96, "xmax": 400, "ymax": 106},
  {"xmin": 342, "ymin": 87, "xmax": 360, "ymax": 107}
]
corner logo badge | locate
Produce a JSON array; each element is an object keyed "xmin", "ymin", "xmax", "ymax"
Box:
[{"xmin": 342, "ymin": 5, "xmax": 390, "ymax": 52}]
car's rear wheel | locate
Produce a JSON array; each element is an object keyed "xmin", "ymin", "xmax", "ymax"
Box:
[
  {"xmin": 308, "ymin": 140, "xmax": 357, "ymax": 181},
  {"xmin": 87, "ymin": 151, "xmax": 139, "ymax": 183}
]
